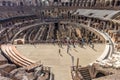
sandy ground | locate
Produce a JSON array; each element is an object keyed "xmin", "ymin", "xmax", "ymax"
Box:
[{"xmin": 16, "ymin": 44, "xmax": 105, "ymax": 80}]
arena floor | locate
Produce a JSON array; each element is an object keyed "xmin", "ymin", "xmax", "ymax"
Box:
[{"xmin": 16, "ymin": 44, "xmax": 105, "ymax": 80}]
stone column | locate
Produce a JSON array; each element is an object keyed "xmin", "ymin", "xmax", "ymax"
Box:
[
  {"xmin": 84, "ymin": 0, "xmax": 88, "ymax": 7},
  {"xmin": 78, "ymin": 0, "xmax": 81, "ymax": 7},
  {"xmin": 118, "ymin": 24, "xmax": 120, "ymax": 30},
  {"xmin": 110, "ymin": 0, "xmax": 115, "ymax": 7},
  {"xmin": 109, "ymin": 21, "xmax": 113, "ymax": 29},
  {"xmin": 103, "ymin": 21, "xmax": 107, "ymax": 30},
  {"xmin": 77, "ymin": 0, "xmax": 80, "ymax": 6},
  {"xmin": 91, "ymin": 0, "xmax": 96, "ymax": 7},
  {"xmin": 100, "ymin": 0, "xmax": 104, "ymax": 7},
  {"xmin": 90, "ymin": 0, "xmax": 93, "ymax": 7},
  {"xmin": 85, "ymin": 0, "xmax": 89, "ymax": 7},
  {"xmin": 114, "ymin": 22, "xmax": 118, "ymax": 30},
  {"xmin": 87, "ymin": 19, "xmax": 91, "ymax": 27},
  {"xmin": 86, "ymin": 0, "xmax": 89, "ymax": 7},
  {"xmin": 105, "ymin": 0, "xmax": 109, "ymax": 7},
  {"xmin": 114, "ymin": 0, "xmax": 118, "ymax": 7},
  {"xmin": 83, "ymin": 0, "xmax": 86, "ymax": 7}
]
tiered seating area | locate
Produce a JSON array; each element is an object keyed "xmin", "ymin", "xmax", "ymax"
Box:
[
  {"xmin": 0, "ymin": 44, "xmax": 51, "ymax": 80},
  {"xmin": 1, "ymin": 45, "xmax": 37, "ymax": 70},
  {"xmin": 0, "ymin": 0, "xmax": 120, "ymax": 80}
]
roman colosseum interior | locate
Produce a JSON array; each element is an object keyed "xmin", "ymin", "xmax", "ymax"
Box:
[{"xmin": 0, "ymin": 0, "xmax": 120, "ymax": 80}]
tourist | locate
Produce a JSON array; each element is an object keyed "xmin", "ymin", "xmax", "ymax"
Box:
[
  {"xmin": 67, "ymin": 44, "xmax": 70, "ymax": 53},
  {"xmin": 71, "ymin": 39, "xmax": 76, "ymax": 48},
  {"xmin": 59, "ymin": 48, "xmax": 61, "ymax": 54},
  {"xmin": 59, "ymin": 48, "xmax": 63, "ymax": 57},
  {"xmin": 91, "ymin": 43, "xmax": 94, "ymax": 49},
  {"xmin": 71, "ymin": 56, "xmax": 74, "ymax": 66},
  {"xmin": 81, "ymin": 38, "xmax": 85, "ymax": 48}
]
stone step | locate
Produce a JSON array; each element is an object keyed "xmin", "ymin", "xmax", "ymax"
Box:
[{"xmin": 79, "ymin": 69, "xmax": 92, "ymax": 80}]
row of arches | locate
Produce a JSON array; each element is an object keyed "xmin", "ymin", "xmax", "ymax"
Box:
[
  {"xmin": 50, "ymin": 0, "xmax": 120, "ymax": 8},
  {"xmin": 70, "ymin": 14, "xmax": 120, "ymax": 31},
  {"xmin": 69, "ymin": 12, "xmax": 120, "ymax": 44},
  {"xmin": 0, "ymin": 0, "xmax": 36, "ymax": 6},
  {"xmin": 40, "ymin": 7, "xmax": 120, "ymax": 32},
  {"xmin": 0, "ymin": 1, "xmax": 24, "ymax": 6},
  {"xmin": 1, "ymin": 0, "xmax": 120, "ymax": 7}
]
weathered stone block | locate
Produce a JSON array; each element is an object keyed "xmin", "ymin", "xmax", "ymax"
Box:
[
  {"xmin": 0, "ymin": 53, "xmax": 8, "ymax": 65},
  {"xmin": 0, "ymin": 64, "xmax": 16, "ymax": 76},
  {"xmin": 0, "ymin": 76, "xmax": 12, "ymax": 80}
]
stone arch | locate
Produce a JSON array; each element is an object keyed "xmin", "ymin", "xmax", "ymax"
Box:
[
  {"xmin": 95, "ymin": 72, "xmax": 105, "ymax": 78},
  {"xmin": 54, "ymin": 0, "xmax": 58, "ymax": 2},
  {"xmin": 95, "ymin": 0, "xmax": 101, "ymax": 7},
  {"xmin": 83, "ymin": 0, "xmax": 88, "ymax": 7},
  {"xmin": 116, "ymin": 0, "xmax": 120, "ymax": 6},
  {"xmin": 79, "ymin": 0, "xmax": 83, "ymax": 6},
  {"xmin": 14, "ymin": 39, "xmax": 25, "ymax": 44},
  {"xmin": 7, "ymin": 1, "xmax": 12, "ymax": 6},
  {"xmin": 91, "ymin": 0, "xmax": 96, "ymax": 7},
  {"xmin": 102, "ymin": 21, "xmax": 107, "ymax": 30},
  {"xmin": 111, "ymin": 0, "xmax": 115, "ymax": 6},
  {"xmin": 86, "ymin": 0, "xmax": 91, "ymax": 7},
  {"xmin": 81, "ymin": 0, "xmax": 85, "ymax": 7},
  {"xmin": 69, "ymin": 0, "xmax": 72, "ymax": 6},
  {"xmin": 105, "ymin": 0, "xmax": 111, "ymax": 7},
  {"xmin": 114, "ymin": 22, "xmax": 119, "ymax": 30},
  {"xmin": 106, "ymin": 21, "xmax": 111, "ymax": 31},
  {"xmin": 111, "ymin": 21, "xmax": 115, "ymax": 29},
  {"xmin": 74, "ymin": 0, "xmax": 78, "ymax": 6},
  {"xmin": 99, "ymin": 0, "xmax": 105, "ymax": 7},
  {"xmin": 65, "ymin": 2, "xmax": 69, "ymax": 6},
  {"xmin": 2, "ymin": 1, "xmax": 6, "ymax": 6},
  {"xmin": 19, "ymin": 1, "xmax": 24, "ymax": 6}
]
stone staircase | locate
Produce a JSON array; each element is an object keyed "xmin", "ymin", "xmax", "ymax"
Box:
[{"xmin": 79, "ymin": 67, "xmax": 92, "ymax": 80}]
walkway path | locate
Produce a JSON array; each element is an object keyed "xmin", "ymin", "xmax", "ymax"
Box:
[{"xmin": 16, "ymin": 44, "xmax": 105, "ymax": 80}]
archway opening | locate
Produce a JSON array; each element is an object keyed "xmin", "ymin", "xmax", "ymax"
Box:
[
  {"xmin": 20, "ymin": 2, "xmax": 23, "ymax": 6},
  {"xmin": 96, "ymin": 72, "xmax": 105, "ymax": 78},
  {"xmin": 54, "ymin": 0, "xmax": 58, "ymax": 2},
  {"xmin": 2, "ymin": 1, "xmax": 6, "ymax": 6},
  {"xmin": 116, "ymin": 1, "xmax": 120, "ymax": 6}
]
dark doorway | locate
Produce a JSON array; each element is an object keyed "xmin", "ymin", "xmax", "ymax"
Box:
[
  {"xmin": 116, "ymin": 1, "xmax": 120, "ymax": 6},
  {"xmin": 111, "ymin": 0, "xmax": 115, "ymax": 6},
  {"xmin": 54, "ymin": 0, "xmax": 58, "ymax": 2},
  {"xmin": 96, "ymin": 72, "xmax": 105, "ymax": 78},
  {"xmin": 2, "ymin": 1, "xmax": 6, "ymax": 6},
  {"xmin": 8, "ymin": 1, "xmax": 11, "ymax": 6},
  {"xmin": 54, "ymin": 23, "xmax": 59, "ymax": 40},
  {"xmin": 92, "ymin": 0, "xmax": 96, "ymax": 7},
  {"xmin": 20, "ymin": 2, "xmax": 23, "ymax": 6}
]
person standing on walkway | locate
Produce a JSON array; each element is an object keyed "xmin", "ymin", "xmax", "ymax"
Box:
[
  {"xmin": 81, "ymin": 38, "xmax": 85, "ymax": 47},
  {"xmin": 67, "ymin": 44, "xmax": 70, "ymax": 53},
  {"xmin": 59, "ymin": 48, "xmax": 61, "ymax": 54},
  {"xmin": 91, "ymin": 43, "xmax": 94, "ymax": 49},
  {"xmin": 59, "ymin": 48, "xmax": 63, "ymax": 57}
]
